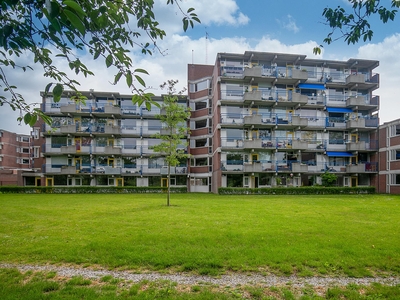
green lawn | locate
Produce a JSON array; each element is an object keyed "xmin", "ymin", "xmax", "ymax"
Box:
[{"xmin": 1, "ymin": 193, "xmax": 400, "ymax": 277}]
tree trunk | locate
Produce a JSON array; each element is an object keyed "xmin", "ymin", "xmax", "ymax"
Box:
[{"xmin": 167, "ymin": 163, "xmax": 171, "ymax": 206}]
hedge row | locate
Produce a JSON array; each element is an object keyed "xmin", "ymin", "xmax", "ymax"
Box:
[
  {"xmin": 0, "ymin": 186, "xmax": 187, "ymax": 194},
  {"xmin": 218, "ymin": 186, "xmax": 375, "ymax": 195}
]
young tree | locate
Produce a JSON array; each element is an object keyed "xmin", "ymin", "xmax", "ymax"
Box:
[
  {"xmin": 0, "ymin": 0, "xmax": 199, "ymax": 126},
  {"xmin": 314, "ymin": 0, "xmax": 400, "ymax": 54},
  {"xmin": 153, "ymin": 80, "xmax": 190, "ymax": 206},
  {"xmin": 321, "ymin": 171, "xmax": 338, "ymax": 187}
]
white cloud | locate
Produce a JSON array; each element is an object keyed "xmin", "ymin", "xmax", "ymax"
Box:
[
  {"xmin": 277, "ymin": 15, "xmax": 300, "ymax": 33},
  {"xmin": 356, "ymin": 33, "xmax": 400, "ymax": 124},
  {"xmin": 154, "ymin": 0, "xmax": 249, "ymax": 29}
]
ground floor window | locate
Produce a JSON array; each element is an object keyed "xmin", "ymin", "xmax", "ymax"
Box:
[
  {"xmin": 227, "ymin": 174, "xmax": 243, "ymax": 187},
  {"xmin": 148, "ymin": 176, "xmax": 161, "ymax": 186}
]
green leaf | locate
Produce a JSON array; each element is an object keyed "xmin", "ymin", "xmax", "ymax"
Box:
[
  {"xmin": 132, "ymin": 94, "xmax": 143, "ymax": 105},
  {"xmin": 126, "ymin": 72, "xmax": 132, "ymax": 87},
  {"xmin": 134, "ymin": 68, "xmax": 149, "ymax": 75},
  {"xmin": 63, "ymin": 0, "xmax": 86, "ymax": 17},
  {"xmin": 183, "ymin": 18, "xmax": 188, "ymax": 31},
  {"xmin": 105, "ymin": 55, "xmax": 113, "ymax": 68},
  {"xmin": 63, "ymin": 9, "xmax": 86, "ymax": 36},
  {"xmin": 135, "ymin": 75, "xmax": 146, "ymax": 87},
  {"xmin": 145, "ymin": 101, "xmax": 151, "ymax": 111},
  {"xmin": 53, "ymin": 84, "xmax": 64, "ymax": 102},
  {"xmin": 23, "ymin": 112, "xmax": 31, "ymax": 125},
  {"xmin": 28, "ymin": 114, "xmax": 38, "ymax": 126},
  {"xmin": 44, "ymin": 83, "xmax": 53, "ymax": 96},
  {"xmin": 114, "ymin": 72, "xmax": 123, "ymax": 84}
]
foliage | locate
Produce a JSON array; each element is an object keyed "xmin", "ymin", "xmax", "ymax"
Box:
[
  {"xmin": 314, "ymin": 0, "xmax": 400, "ymax": 54},
  {"xmin": 321, "ymin": 171, "xmax": 338, "ymax": 187},
  {"xmin": 0, "ymin": 0, "xmax": 200, "ymax": 125},
  {"xmin": 218, "ymin": 186, "xmax": 375, "ymax": 195},
  {"xmin": 0, "ymin": 186, "xmax": 187, "ymax": 194},
  {"xmin": 152, "ymin": 79, "xmax": 191, "ymax": 206}
]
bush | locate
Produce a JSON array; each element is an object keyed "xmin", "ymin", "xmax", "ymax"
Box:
[
  {"xmin": 0, "ymin": 186, "xmax": 187, "ymax": 194},
  {"xmin": 218, "ymin": 186, "xmax": 375, "ymax": 195}
]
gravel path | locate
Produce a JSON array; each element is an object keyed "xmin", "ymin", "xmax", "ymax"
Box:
[{"xmin": 1, "ymin": 263, "xmax": 400, "ymax": 288}]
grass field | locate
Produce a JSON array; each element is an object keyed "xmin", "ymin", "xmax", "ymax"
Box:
[{"xmin": 1, "ymin": 193, "xmax": 400, "ymax": 278}]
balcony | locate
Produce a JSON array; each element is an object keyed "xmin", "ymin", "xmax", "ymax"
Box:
[
  {"xmin": 243, "ymin": 115, "xmax": 262, "ymax": 125},
  {"xmin": 60, "ymin": 166, "xmax": 77, "ymax": 174},
  {"xmin": 291, "ymin": 162, "xmax": 308, "ymax": 172},
  {"xmin": 346, "ymin": 163, "xmax": 366, "ymax": 173},
  {"xmin": 60, "ymin": 104, "xmax": 77, "ymax": 113},
  {"xmin": 160, "ymin": 166, "xmax": 187, "ymax": 175},
  {"xmin": 291, "ymin": 92, "xmax": 308, "ymax": 105},
  {"xmin": 104, "ymin": 146, "xmax": 122, "ymax": 155},
  {"xmin": 243, "ymin": 66, "xmax": 262, "ymax": 78},
  {"xmin": 291, "ymin": 116, "xmax": 308, "ymax": 127},
  {"xmin": 346, "ymin": 74, "xmax": 366, "ymax": 85},
  {"xmin": 60, "ymin": 145, "xmax": 77, "ymax": 154},
  {"xmin": 291, "ymin": 140, "xmax": 308, "ymax": 150},
  {"xmin": 346, "ymin": 141, "xmax": 366, "ymax": 151},
  {"xmin": 60, "ymin": 124, "xmax": 76, "ymax": 134},
  {"xmin": 346, "ymin": 118, "xmax": 365, "ymax": 130},
  {"xmin": 103, "ymin": 166, "xmax": 122, "ymax": 175},
  {"xmin": 243, "ymin": 139, "xmax": 263, "ymax": 149},
  {"xmin": 346, "ymin": 95, "xmax": 379, "ymax": 111},
  {"xmin": 104, "ymin": 105, "xmax": 121, "ymax": 115},
  {"xmin": 243, "ymin": 162, "xmax": 263, "ymax": 173},
  {"xmin": 104, "ymin": 125, "xmax": 121, "ymax": 134},
  {"xmin": 292, "ymin": 69, "xmax": 308, "ymax": 80}
]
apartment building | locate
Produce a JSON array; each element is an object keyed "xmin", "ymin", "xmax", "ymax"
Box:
[
  {"xmin": 0, "ymin": 129, "xmax": 32, "ymax": 185},
  {"xmin": 189, "ymin": 51, "xmax": 380, "ymax": 193},
  {"xmin": 377, "ymin": 119, "xmax": 400, "ymax": 194},
  {"xmin": 18, "ymin": 50, "xmax": 381, "ymax": 192},
  {"xmin": 28, "ymin": 91, "xmax": 189, "ymax": 188}
]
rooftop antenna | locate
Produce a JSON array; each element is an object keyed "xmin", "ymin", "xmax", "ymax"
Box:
[{"xmin": 192, "ymin": 49, "xmax": 194, "ymax": 65}]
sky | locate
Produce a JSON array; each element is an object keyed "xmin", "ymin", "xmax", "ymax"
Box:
[{"xmin": 1, "ymin": 0, "xmax": 400, "ymax": 134}]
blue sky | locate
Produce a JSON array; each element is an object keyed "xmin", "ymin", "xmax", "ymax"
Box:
[{"xmin": 1, "ymin": 0, "xmax": 400, "ymax": 134}]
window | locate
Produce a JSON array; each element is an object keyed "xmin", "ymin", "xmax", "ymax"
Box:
[
  {"xmin": 190, "ymin": 178, "xmax": 208, "ymax": 186},
  {"xmin": 189, "ymin": 79, "xmax": 209, "ymax": 93},
  {"xmin": 391, "ymin": 174, "xmax": 400, "ymax": 185},
  {"xmin": 33, "ymin": 129, "xmax": 39, "ymax": 139},
  {"xmin": 148, "ymin": 176, "xmax": 161, "ymax": 186},
  {"xmin": 259, "ymin": 174, "xmax": 271, "ymax": 186},
  {"xmin": 329, "ymin": 131, "xmax": 344, "ymax": 144},
  {"xmin": 227, "ymin": 153, "xmax": 242, "ymax": 165},
  {"xmin": 195, "ymin": 119, "xmax": 207, "ymax": 129},
  {"xmin": 22, "ymin": 159, "xmax": 29, "ymax": 164},
  {"xmin": 195, "ymin": 101, "xmax": 207, "ymax": 110},
  {"xmin": 96, "ymin": 137, "xmax": 107, "ymax": 147},
  {"xmin": 396, "ymin": 125, "xmax": 400, "ymax": 135},
  {"xmin": 33, "ymin": 147, "xmax": 40, "ymax": 158},
  {"xmin": 122, "ymin": 138, "xmax": 136, "ymax": 149},
  {"xmin": 195, "ymin": 138, "xmax": 208, "ymax": 147},
  {"xmin": 22, "ymin": 148, "xmax": 30, "ymax": 153},
  {"xmin": 51, "ymin": 136, "xmax": 67, "ymax": 148},
  {"xmin": 392, "ymin": 150, "xmax": 400, "ymax": 161},
  {"xmin": 82, "ymin": 137, "xmax": 92, "ymax": 146},
  {"xmin": 226, "ymin": 129, "xmax": 243, "ymax": 142},
  {"xmin": 123, "ymin": 157, "xmax": 136, "ymax": 168},
  {"xmin": 149, "ymin": 157, "xmax": 164, "ymax": 168}
]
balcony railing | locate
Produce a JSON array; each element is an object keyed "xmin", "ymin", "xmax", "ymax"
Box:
[{"xmin": 220, "ymin": 160, "xmax": 378, "ymax": 174}]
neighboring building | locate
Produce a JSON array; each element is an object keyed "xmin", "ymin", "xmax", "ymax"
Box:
[
  {"xmin": 0, "ymin": 129, "xmax": 33, "ymax": 185},
  {"xmin": 26, "ymin": 91, "xmax": 189, "ymax": 188},
  {"xmin": 377, "ymin": 119, "xmax": 400, "ymax": 194},
  {"xmin": 189, "ymin": 51, "xmax": 380, "ymax": 193}
]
